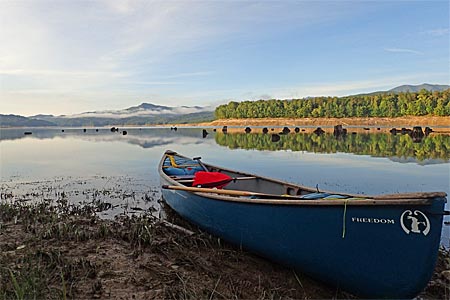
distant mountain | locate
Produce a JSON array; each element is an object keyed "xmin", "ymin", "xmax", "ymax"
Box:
[
  {"xmin": 0, "ymin": 114, "xmax": 56, "ymax": 127},
  {"xmin": 25, "ymin": 103, "xmax": 215, "ymax": 127},
  {"xmin": 388, "ymin": 84, "xmax": 450, "ymax": 93},
  {"xmin": 355, "ymin": 83, "xmax": 449, "ymax": 97},
  {"xmin": 53, "ymin": 102, "xmax": 213, "ymax": 120}
]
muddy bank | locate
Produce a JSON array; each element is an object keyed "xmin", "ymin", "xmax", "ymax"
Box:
[{"xmin": 1, "ymin": 198, "xmax": 449, "ymax": 299}]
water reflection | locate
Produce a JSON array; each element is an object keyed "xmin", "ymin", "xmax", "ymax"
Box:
[
  {"xmin": 1, "ymin": 128, "xmax": 449, "ymax": 165},
  {"xmin": 0, "ymin": 127, "xmax": 209, "ymax": 149},
  {"xmin": 215, "ymin": 132, "xmax": 450, "ymax": 165}
]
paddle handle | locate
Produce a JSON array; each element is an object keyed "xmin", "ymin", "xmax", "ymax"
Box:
[{"xmin": 162, "ymin": 185, "xmax": 256, "ymax": 197}]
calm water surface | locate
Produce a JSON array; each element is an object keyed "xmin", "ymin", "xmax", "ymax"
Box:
[{"xmin": 1, "ymin": 127, "xmax": 449, "ymax": 246}]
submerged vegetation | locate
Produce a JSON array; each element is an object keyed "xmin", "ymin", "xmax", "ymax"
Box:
[
  {"xmin": 215, "ymin": 89, "xmax": 450, "ymax": 119},
  {"xmin": 215, "ymin": 132, "xmax": 450, "ymax": 162}
]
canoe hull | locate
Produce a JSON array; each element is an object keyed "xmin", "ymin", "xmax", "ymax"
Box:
[{"xmin": 161, "ymin": 176, "xmax": 445, "ymax": 298}]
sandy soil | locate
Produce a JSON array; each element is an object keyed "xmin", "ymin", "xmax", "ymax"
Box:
[{"xmin": 182, "ymin": 116, "xmax": 450, "ymax": 128}]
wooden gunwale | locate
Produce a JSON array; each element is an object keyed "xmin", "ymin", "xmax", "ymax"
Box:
[{"xmin": 165, "ymin": 188, "xmax": 434, "ymax": 206}]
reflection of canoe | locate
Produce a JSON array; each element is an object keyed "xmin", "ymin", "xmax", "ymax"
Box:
[{"xmin": 158, "ymin": 150, "xmax": 448, "ymax": 298}]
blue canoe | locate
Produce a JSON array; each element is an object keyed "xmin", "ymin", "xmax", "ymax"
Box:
[{"xmin": 159, "ymin": 150, "xmax": 448, "ymax": 299}]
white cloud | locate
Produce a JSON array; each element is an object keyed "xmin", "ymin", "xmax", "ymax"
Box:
[
  {"xmin": 384, "ymin": 48, "xmax": 423, "ymax": 55},
  {"xmin": 423, "ymin": 28, "xmax": 450, "ymax": 37}
]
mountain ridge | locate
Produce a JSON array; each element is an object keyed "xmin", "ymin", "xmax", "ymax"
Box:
[{"xmin": 388, "ymin": 83, "xmax": 449, "ymax": 93}]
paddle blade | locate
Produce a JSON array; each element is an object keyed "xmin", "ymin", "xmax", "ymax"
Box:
[{"xmin": 192, "ymin": 172, "xmax": 232, "ymax": 189}]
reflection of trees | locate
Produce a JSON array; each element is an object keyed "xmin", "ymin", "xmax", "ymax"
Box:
[{"xmin": 215, "ymin": 133, "xmax": 450, "ymax": 162}]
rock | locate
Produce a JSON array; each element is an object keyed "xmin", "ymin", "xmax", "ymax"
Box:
[
  {"xmin": 441, "ymin": 270, "xmax": 450, "ymax": 282},
  {"xmin": 410, "ymin": 126, "xmax": 424, "ymax": 142},
  {"xmin": 401, "ymin": 128, "xmax": 412, "ymax": 135},
  {"xmin": 271, "ymin": 134, "xmax": 280, "ymax": 142}
]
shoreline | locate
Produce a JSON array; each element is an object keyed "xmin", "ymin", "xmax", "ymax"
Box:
[
  {"xmin": 2, "ymin": 116, "xmax": 449, "ymax": 129},
  {"xmin": 195, "ymin": 116, "xmax": 450, "ymax": 127}
]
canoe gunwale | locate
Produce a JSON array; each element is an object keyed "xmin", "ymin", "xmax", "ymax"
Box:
[
  {"xmin": 166, "ymin": 189, "xmax": 435, "ymax": 206},
  {"xmin": 159, "ymin": 150, "xmax": 446, "ymax": 207}
]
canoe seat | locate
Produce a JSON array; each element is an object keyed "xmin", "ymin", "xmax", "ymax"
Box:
[
  {"xmin": 163, "ymin": 155, "xmax": 204, "ymax": 176},
  {"xmin": 164, "ymin": 166, "xmax": 204, "ymax": 176}
]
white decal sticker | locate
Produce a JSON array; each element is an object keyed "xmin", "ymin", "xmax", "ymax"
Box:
[{"xmin": 400, "ymin": 210, "xmax": 430, "ymax": 236}]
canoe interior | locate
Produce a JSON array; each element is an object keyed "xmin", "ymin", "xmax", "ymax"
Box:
[{"xmin": 160, "ymin": 150, "xmax": 446, "ymax": 204}]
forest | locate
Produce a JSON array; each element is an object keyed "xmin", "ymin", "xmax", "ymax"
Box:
[{"xmin": 215, "ymin": 89, "xmax": 450, "ymax": 119}]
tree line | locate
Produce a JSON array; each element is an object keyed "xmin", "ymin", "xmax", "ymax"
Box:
[{"xmin": 215, "ymin": 89, "xmax": 450, "ymax": 119}]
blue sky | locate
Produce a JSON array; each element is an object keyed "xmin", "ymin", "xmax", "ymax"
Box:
[{"xmin": 1, "ymin": 0, "xmax": 449, "ymax": 116}]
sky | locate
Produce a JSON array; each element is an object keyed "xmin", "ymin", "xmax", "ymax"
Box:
[{"xmin": 0, "ymin": 0, "xmax": 449, "ymax": 116}]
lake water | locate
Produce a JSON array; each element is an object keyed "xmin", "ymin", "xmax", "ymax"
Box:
[{"xmin": 0, "ymin": 127, "xmax": 449, "ymax": 247}]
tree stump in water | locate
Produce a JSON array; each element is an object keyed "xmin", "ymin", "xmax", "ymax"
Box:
[
  {"xmin": 333, "ymin": 125, "xmax": 347, "ymax": 136},
  {"xmin": 281, "ymin": 127, "xmax": 290, "ymax": 134},
  {"xmin": 313, "ymin": 127, "xmax": 325, "ymax": 135}
]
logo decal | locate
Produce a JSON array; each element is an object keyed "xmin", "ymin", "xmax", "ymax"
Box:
[{"xmin": 400, "ymin": 210, "xmax": 430, "ymax": 236}]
